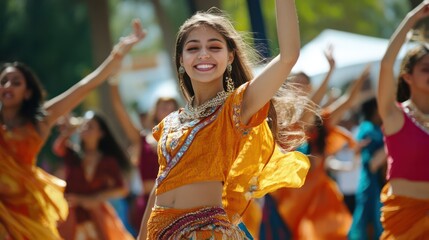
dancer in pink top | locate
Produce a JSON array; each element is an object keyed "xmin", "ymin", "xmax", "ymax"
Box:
[{"xmin": 378, "ymin": 1, "xmax": 429, "ymax": 239}]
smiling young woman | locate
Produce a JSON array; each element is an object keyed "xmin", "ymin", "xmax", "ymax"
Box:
[
  {"xmin": 137, "ymin": 1, "xmax": 316, "ymax": 239},
  {"xmin": 377, "ymin": 1, "xmax": 429, "ymax": 239}
]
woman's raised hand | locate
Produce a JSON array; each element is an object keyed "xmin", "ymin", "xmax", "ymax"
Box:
[
  {"xmin": 324, "ymin": 44, "xmax": 336, "ymax": 70},
  {"xmin": 410, "ymin": 0, "xmax": 429, "ymax": 21},
  {"xmin": 111, "ymin": 19, "xmax": 147, "ymax": 60}
]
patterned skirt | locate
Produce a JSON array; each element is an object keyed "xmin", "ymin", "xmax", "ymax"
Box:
[{"xmin": 146, "ymin": 205, "xmax": 249, "ymax": 240}]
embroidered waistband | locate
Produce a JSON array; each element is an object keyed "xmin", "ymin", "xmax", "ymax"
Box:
[{"xmin": 157, "ymin": 206, "xmax": 242, "ymax": 240}]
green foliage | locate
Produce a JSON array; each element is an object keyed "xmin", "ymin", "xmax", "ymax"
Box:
[
  {"xmin": 221, "ymin": 0, "xmax": 410, "ymax": 57},
  {"xmin": 222, "ymin": 0, "xmax": 251, "ymax": 32},
  {"xmin": 0, "ymin": 0, "xmax": 93, "ymax": 98},
  {"xmin": 110, "ymin": 0, "xmax": 164, "ymax": 55},
  {"xmin": 161, "ymin": 0, "xmax": 191, "ymax": 31}
]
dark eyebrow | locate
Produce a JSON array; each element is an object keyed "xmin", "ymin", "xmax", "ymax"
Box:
[{"xmin": 185, "ymin": 38, "xmax": 224, "ymax": 46}]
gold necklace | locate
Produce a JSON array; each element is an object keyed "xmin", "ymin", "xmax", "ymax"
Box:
[{"xmin": 179, "ymin": 91, "xmax": 230, "ymax": 122}]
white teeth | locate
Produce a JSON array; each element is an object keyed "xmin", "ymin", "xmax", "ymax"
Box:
[{"xmin": 196, "ymin": 64, "xmax": 214, "ymax": 70}]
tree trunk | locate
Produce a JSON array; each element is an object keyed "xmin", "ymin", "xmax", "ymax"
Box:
[
  {"xmin": 151, "ymin": 0, "xmax": 177, "ymax": 72},
  {"xmin": 85, "ymin": 0, "xmax": 129, "ymax": 147},
  {"xmin": 247, "ymin": 0, "xmax": 270, "ymax": 58}
]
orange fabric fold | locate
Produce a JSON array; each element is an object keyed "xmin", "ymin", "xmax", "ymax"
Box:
[
  {"xmin": 271, "ymin": 164, "xmax": 352, "ymax": 240},
  {"xmin": 58, "ymin": 203, "xmax": 134, "ymax": 240},
  {"xmin": 380, "ymin": 183, "xmax": 429, "ymax": 240},
  {"xmin": 0, "ymin": 124, "xmax": 68, "ymax": 240}
]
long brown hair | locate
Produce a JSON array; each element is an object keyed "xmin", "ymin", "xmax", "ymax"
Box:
[{"xmin": 398, "ymin": 44, "xmax": 429, "ymax": 102}]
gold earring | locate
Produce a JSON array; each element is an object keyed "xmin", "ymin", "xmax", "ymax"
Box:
[
  {"xmin": 178, "ymin": 66, "xmax": 186, "ymax": 92},
  {"xmin": 178, "ymin": 65, "xmax": 185, "ymax": 87},
  {"xmin": 226, "ymin": 64, "xmax": 234, "ymax": 92},
  {"xmin": 178, "ymin": 65, "xmax": 185, "ymax": 74},
  {"xmin": 178, "ymin": 65, "xmax": 191, "ymax": 102}
]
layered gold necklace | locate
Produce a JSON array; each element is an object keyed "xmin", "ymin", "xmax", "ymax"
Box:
[
  {"xmin": 179, "ymin": 91, "xmax": 230, "ymax": 122},
  {"xmin": 404, "ymin": 100, "xmax": 429, "ymax": 131}
]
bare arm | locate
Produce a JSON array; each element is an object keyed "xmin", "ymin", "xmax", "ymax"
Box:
[
  {"xmin": 109, "ymin": 78, "xmax": 141, "ymax": 145},
  {"xmin": 300, "ymin": 45, "xmax": 336, "ymax": 125},
  {"xmin": 93, "ymin": 185, "xmax": 129, "ymax": 202},
  {"xmin": 369, "ymin": 148, "xmax": 387, "ymax": 173},
  {"xmin": 242, "ymin": 0, "xmax": 300, "ymax": 123},
  {"xmin": 68, "ymin": 185, "xmax": 129, "ymax": 210},
  {"xmin": 137, "ymin": 186, "xmax": 156, "ymax": 240},
  {"xmin": 379, "ymin": 1, "xmax": 429, "ymax": 135},
  {"xmin": 311, "ymin": 45, "xmax": 336, "ymax": 105},
  {"xmin": 52, "ymin": 131, "xmax": 69, "ymax": 158},
  {"xmin": 52, "ymin": 115, "xmax": 79, "ymax": 157},
  {"xmin": 41, "ymin": 20, "xmax": 146, "ymax": 133},
  {"xmin": 326, "ymin": 155, "xmax": 360, "ymax": 172},
  {"xmin": 325, "ymin": 65, "xmax": 370, "ymax": 126}
]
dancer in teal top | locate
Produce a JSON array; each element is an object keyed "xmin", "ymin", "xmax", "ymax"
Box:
[{"xmin": 349, "ymin": 97, "xmax": 386, "ymax": 240}]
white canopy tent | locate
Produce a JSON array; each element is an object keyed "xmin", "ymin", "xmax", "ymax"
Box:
[{"xmin": 290, "ymin": 29, "xmax": 413, "ymax": 89}]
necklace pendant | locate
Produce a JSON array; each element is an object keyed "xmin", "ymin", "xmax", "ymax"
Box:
[{"xmin": 179, "ymin": 91, "xmax": 230, "ymax": 122}]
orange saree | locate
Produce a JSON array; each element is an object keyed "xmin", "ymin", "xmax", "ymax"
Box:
[
  {"xmin": 0, "ymin": 124, "xmax": 68, "ymax": 240},
  {"xmin": 268, "ymin": 123, "xmax": 355, "ymax": 240},
  {"xmin": 271, "ymin": 162, "xmax": 352, "ymax": 240},
  {"xmin": 380, "ymin": 183, "xmax": 429, "ymax": 240}
]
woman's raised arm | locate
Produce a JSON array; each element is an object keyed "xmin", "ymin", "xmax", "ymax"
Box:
[
  {"xmin": 242, "ymin": 0, "xmax": 300, "ymax": 124},
  {"xmin": 43, "ymin": 19, "xmax": 146, "ymax": 130},
  {"xmin": 378, "ymin": 1, "xmax": 429, "ymax": 134}
]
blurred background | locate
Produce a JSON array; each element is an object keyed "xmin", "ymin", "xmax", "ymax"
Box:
[{"xmin": 0, "ymin": 0, "xmax": 425, "ymax": 168}]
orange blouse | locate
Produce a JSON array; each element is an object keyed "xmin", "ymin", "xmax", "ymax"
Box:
[
  {"xmin": 153, "ymin": 82, "xmax": 310, "ymax": 220},
  {"xmin": 0, "ymin": 123, "xmax": 43, "ymax": 166},
  {"xmin": 0, "ymin": 123, "xmax": 68, "ymax": 239}
]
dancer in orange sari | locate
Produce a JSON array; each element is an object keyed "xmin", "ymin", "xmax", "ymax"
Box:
[
  {"xmin": 264, "ymin": 60, "xmax": 370, "ymax": 239},
  {"xmin": 137, "ymin": 1, "xmax": 314, "ymax": 239},
  {"xmin": 0, "ymin": 19, "xmax": 145, "ymax": 239},
  {"xmin": 378, "ymin": 1, "xmax": 429, "ymax": 238}
]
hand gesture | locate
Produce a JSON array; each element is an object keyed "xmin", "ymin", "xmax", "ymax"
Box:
[
  {"xmin": 409, "ymin": 0, "xmax": 429, "ymax": 22},
  {"xmin": 324, "ymin": 44, "xmax": 336, "ymax": 70},
  {"xmin": 359, "ymin": 64, "xmax": 371, "ymax": 81},
  {"xmin": 111, "ymin": 19, "xmax": 147, "ymax": 60},
  {"xmin": 56, "ymin": 114, "xmax": 82, "ymax": 137}
]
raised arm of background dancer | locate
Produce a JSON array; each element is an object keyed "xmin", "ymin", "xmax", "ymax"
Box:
[
  {"xmin": 325, "ymin": 65, "xmax": 370, "ymax": 126},
  {"xmin": 42, "ymin": 20, "xmax": 146, "ymax": 130},
  {"xmin": 378, "ymin": 1, "xmax": 429, "ymax": 133},
  {"xmin": 369, "ymin": 148, "xmax": 387, "ymax": 173},
  {"xmin": 137, "ymin": 186, "xmax": 156, "ymax": 240},
  {"xmin": 109, "ymin": 77, "xmax": 141, "ymax": 146},
  {"xmin": 52, "ymin": 127, "xmax": 70, "ymax": 158},
  {"xmin": 311, "ymin": 45, "xmax": 336, "ymax": 105},
  {"xmin": 242, "ymin": 0, "xmax": 300, "ymax": 124},
  {"xmin": 52, "ymin": 115, "xmax": 78, "ymax": 157},
  {"xmin": 69, "ymin": 184, "xmax": 130, "ymax": 209},
  {"xmin": 300, "ymin": 45, "xmax": 336, "ymax": 125}
]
